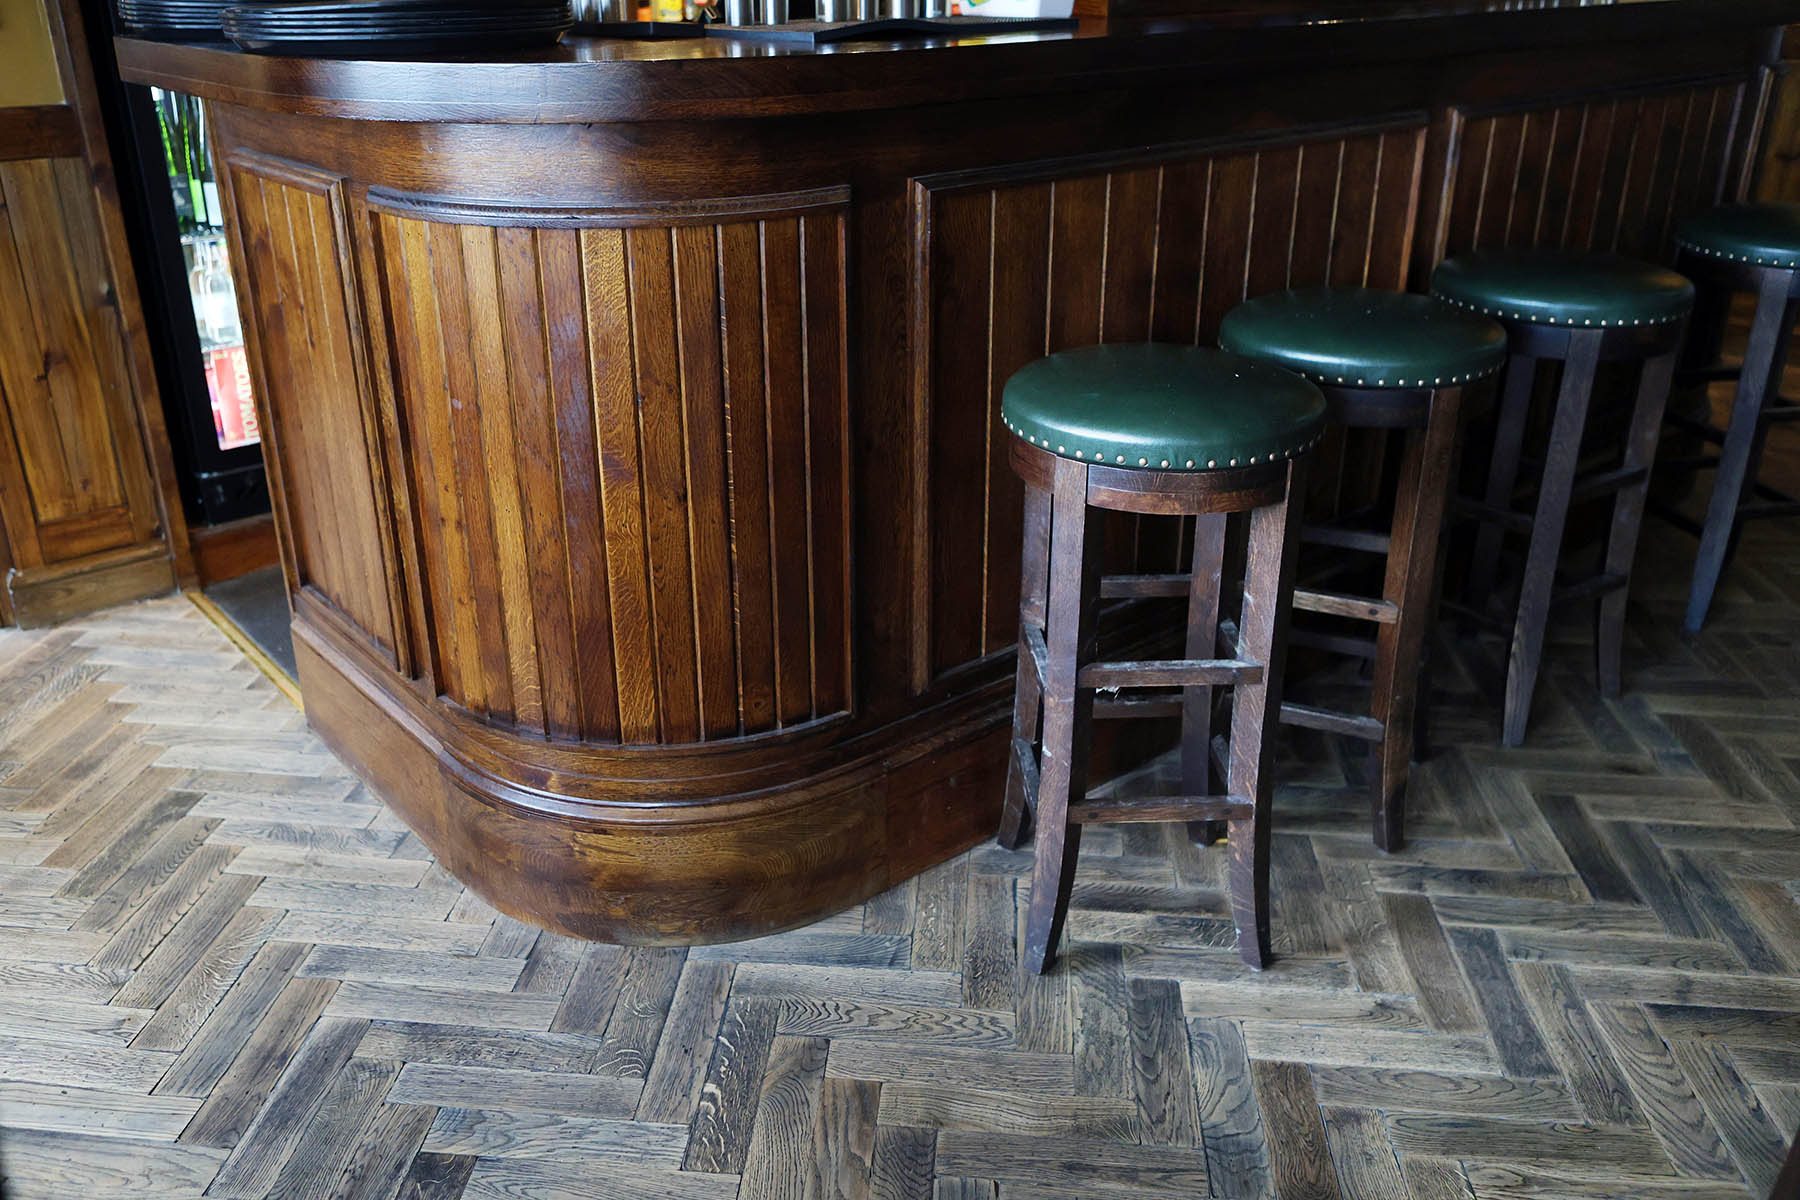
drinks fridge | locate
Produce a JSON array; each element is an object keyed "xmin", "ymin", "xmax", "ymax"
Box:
[{"xmin": 80, "ymin": 0, "xmax": 271, "ymax": 528}]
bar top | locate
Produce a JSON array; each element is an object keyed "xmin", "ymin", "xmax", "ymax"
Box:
[{"xmin": 116, "ymin": 0, "xmax": 1798, "ymax": 123}]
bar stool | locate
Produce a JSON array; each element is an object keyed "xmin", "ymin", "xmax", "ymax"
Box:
[
  {"xmin": 996, "ymin": 344, "xmax": 1326, "ymax": 973},
  {"xmin": 1663, "ymin": 204, "xmax": 1800, "ymax": 632},
  {"xmin": 1218, "ymin": 288, "xmax": 1507, "ymax": 851},
  {"xmin": 1433, "ymin": 250, "xmax": 1694, "ymax": 747}
]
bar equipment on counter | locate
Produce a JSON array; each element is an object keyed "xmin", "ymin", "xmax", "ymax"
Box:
[
  {"xmin": 720, "ymin": 0, "xmax": 788, "ymax": 24},
  {"xmin": 220, "ymin": 0, "xmax": 574, "ymax": 55}
]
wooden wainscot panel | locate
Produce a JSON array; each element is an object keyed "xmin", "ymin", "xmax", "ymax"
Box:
[
  {"xmin": 909, "ymin": 117, "xmax": 1429, "ymax": 688},
  {"xmin": 1427, "ymin": 75, "xmax": 1754, "ymax": 265},
  {"xmin": 220, "ymin": 151, "xmax": 402, "ymax": 666},
  {"xmin": 363, "ymin": 187, "xmax": 853, "ymax": 747},
  {"xmin": 0, "ymin": 155, "xmax": 169, "ymax": 623},
  {"xmin": 8, "ymin": 543, "xmax": 174, "ymax": 628}
]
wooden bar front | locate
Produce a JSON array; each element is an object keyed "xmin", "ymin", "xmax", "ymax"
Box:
[{"xmin": 117, "ymin": 0, "xmax": 1798, "ymax": 944}]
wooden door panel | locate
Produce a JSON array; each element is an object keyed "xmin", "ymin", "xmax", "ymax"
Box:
[{"xmin": 0, "ymin": 158, "xmax": 129, "ymax": 536}]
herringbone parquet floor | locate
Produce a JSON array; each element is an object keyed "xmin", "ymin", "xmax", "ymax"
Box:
[{"xmin": 2, "ymin": 447, "xmax": 1799, "ymax": 1199}]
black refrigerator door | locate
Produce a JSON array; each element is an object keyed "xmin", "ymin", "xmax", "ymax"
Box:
[{"xmin": 78, "ymin": 0, "xmax": 269, "ymax": 527}]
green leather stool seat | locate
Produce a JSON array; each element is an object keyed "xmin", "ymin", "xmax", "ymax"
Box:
[
  {"xmin": 1677, "ymin": 203, "xmax": 1800, "ymax": 269},
  {"xmin": 1218, "ymin": 287, "xmax": 1508, "ymax": 389},
  {"xmin": 1432, "ymin": 249, "xmax": 1694, "ymax": 329},
  {"xmin": 1001, "ymin": 343, "xmax": 1326, "ymax": 471}
]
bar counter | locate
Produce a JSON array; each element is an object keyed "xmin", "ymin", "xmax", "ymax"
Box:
[{"xmin": 118, "ymin": 0, "xmax": 1799, "ymax": 944}]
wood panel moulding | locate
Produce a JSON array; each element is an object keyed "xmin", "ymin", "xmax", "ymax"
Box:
[
  {"xmin": 220, "ymin": 151, "xmax": 403, "ymax": 667},
  {"xmin": 364, "ymin": 189, "xmax": 853, "ymax": 746},
  {"xmin": 910, "ymin": 118, "xmax": 1428, "ymax": 687}
]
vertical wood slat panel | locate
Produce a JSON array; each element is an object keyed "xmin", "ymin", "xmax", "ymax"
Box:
[
  {"xmin": 228, "ymin": 163, "xmax": 395, "ymax": 661},
  {"xmin": 1444, "ymin": 79, "xmax": 1745, "ymax": 262},
  {"xmin": 298, "ymin": 186, "xmax": 392, "ymax": 655},
  {"xmin": 584, "ymin": 225, "xmax": 659, "ymax": 743},
  {"xmin": 539, "ymin": 228, "xmax": 621, "ymax": 742},
  {"xmin": 1368, "ymin": 129, "xmax": 1424, "ymax": 292},
  {"xmin": 919, "ymin": 123, "xmax": 1430, "ymax": 684},
  {"xmin": 983, "ymin": 185, "xmax": 1051, "ymax": 656},
  {"xmin": 387, "ymin": 214, "xmax": 472, "ymax": 705},
  {"xmin": 273, "ymin": 183, "xmax": 348, "ymax": 624},
  {"xmin": 926, "ymin": 189, "xmax": 993, "ymax": 676},
  {"xmin": 368, "ymin": 202, "xmax": 851, "ymax": 744},
  {"xmin": 761, "ymin": 216, "xmax": 815, "ymax": 728},
  {"xmin": 463, "ymin": 223, "xmax": 543, "ymax": 732},
  {"xmin": 628, "ymin": 226, "xmax": 702, "ymax": 743},
  {"xmin": 430, "ymin": 219, "xmax": 509, "ymax": 719},
  {"xmin": 498, "ymin": 226, "xmax": 578, "ymax": 739},
  {"xmin": 674, "ymin": 224, "xmax": 738, "ymax": 739},
  {"xmin": 802, "ymin": 211, "xmax": 850, "ymax": 719},
  {"xmin": 1329, "ymin": 135, "xmax": 1382, "ymax": 288},
  {"xmin": 719, "ymin": 221, "xmax": 776, "ymax": 734}
]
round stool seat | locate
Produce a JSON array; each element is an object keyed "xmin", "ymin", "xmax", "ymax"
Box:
[
  {"xmin": 1432, "ymin": 249, "xmax": 1694, "ymax": 329},
  {"xmin": 1677, "ymin": 203, "xmax": 1800, "ymax": 269},
  {"xmin": 1001, "ymin": 343, "xmax": 1326, "ymax": 471},
  {"xmin": 1218, "ymin": 286, "xmax": 1507, "ymax": 389}
]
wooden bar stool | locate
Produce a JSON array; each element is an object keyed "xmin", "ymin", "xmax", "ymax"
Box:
[
  {"xmin": 1661, "ymin": 204, "xmax": 1800, "ymax": 632},
  {"xmin": 1219, "ymin": 288, "xmax": 1506, "ymax": 851},
  {"xmin": 995, "ymin": 344, "xmax": 1326, "ymax": 973},
  {"xmin": 1433, "ymin": 250, "xmax": 1693, "ymax": 747}
]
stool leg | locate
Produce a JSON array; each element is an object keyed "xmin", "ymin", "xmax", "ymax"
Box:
[
  {"xmin": 1685, "ymin": 270, "xmax": 1794, "ymax": 634},
  {"xmin": 1369, "ymin": 386, "xmax": 1465, "ymax": 852},
  {"xmin": 999, "ymin": 481, "xmax": 1054, "ymax": 851},
  {"xmin": 1022, "ymin": 457, "xmax": 1102, "ymax": 976},
  {"xmin": 1185, "ymin": 513, "xmax": 1229, "ymax": 847},
  {"xmin": 1504, "ymin": 330, "xmax": 1602, "ymax": 748},
  {"xmin": 1597, "ymin": 345, "xmax": 1679, "ymax": 697},
  {"xmin": 1414, "ymin": 384, "xmax": 1479, "ymax": 766},
  {"xmin": 1468, "ymin": 353, "xmax": 1537, "ymax": 607},
  {"xmin": 1226, "ymin": 459, "xmax": 1304, "ymax": 970}
]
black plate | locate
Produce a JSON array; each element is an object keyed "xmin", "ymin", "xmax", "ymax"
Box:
[
  {"xmin": 221, "ymin": 15, "xmax": 568, "ymax": 33},
  {"xmin": 118, "ymin": 4, "xmax": 229, "ymax": 15},
  {"xmin": 220, "ymin": 9, "xmax": 568, "ymax": 22},
  {"xmin": 226, "ymin": 0, "xmax": 567, "ymax": 13},
  {"xmin": 119, "ymin": 20, "xmax": 231, "ymax": 39},
  {"xmin": 222, "ymin": 10, "xmax": 567, "ymax": 21},
  {"xmin": 226, "ymin": 27, "xmax": 566, "ymax": 54}
]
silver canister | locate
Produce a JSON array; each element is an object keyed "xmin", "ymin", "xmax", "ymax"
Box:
[
  {"xmin": 722, "ymin": 0, "xmax": 787, "ymax": 21},
  {"xmin": 573, "ymin": 0, "xmax": 636, "ymax": 21},
  {"xmin": 815, "ymin": 0, "xmax": 849, "ymax": 20}
]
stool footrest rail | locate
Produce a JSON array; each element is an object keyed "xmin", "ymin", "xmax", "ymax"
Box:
[{"xmin": 1068, "ymin": 795, "xmax": 1255, "ymax": 824}]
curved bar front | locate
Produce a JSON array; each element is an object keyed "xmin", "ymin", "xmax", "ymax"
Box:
[{"xmin": 118, "ymin": 0, "xmax": 1795, "ymax": 943}]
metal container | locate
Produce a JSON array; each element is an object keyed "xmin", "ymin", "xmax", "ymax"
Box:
[
  {"xmin": 815, "ymin": 0, "xmax": 849, "ymax": 20},
  {"xmin": 721, "ymin": 0, "xmax": 787, "ymax": 22},
  {"xmin": 573, "ymin": 0, "xmax": 638, "ymax": 21}
]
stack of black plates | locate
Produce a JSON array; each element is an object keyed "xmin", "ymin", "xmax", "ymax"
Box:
[
  {"xmin": 116, "ymin": 0, "xmax": 233, "ymax": 41},
  {"xmin": 220, "ymin": 0, "xmax": 572, "ymax": 56}
]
